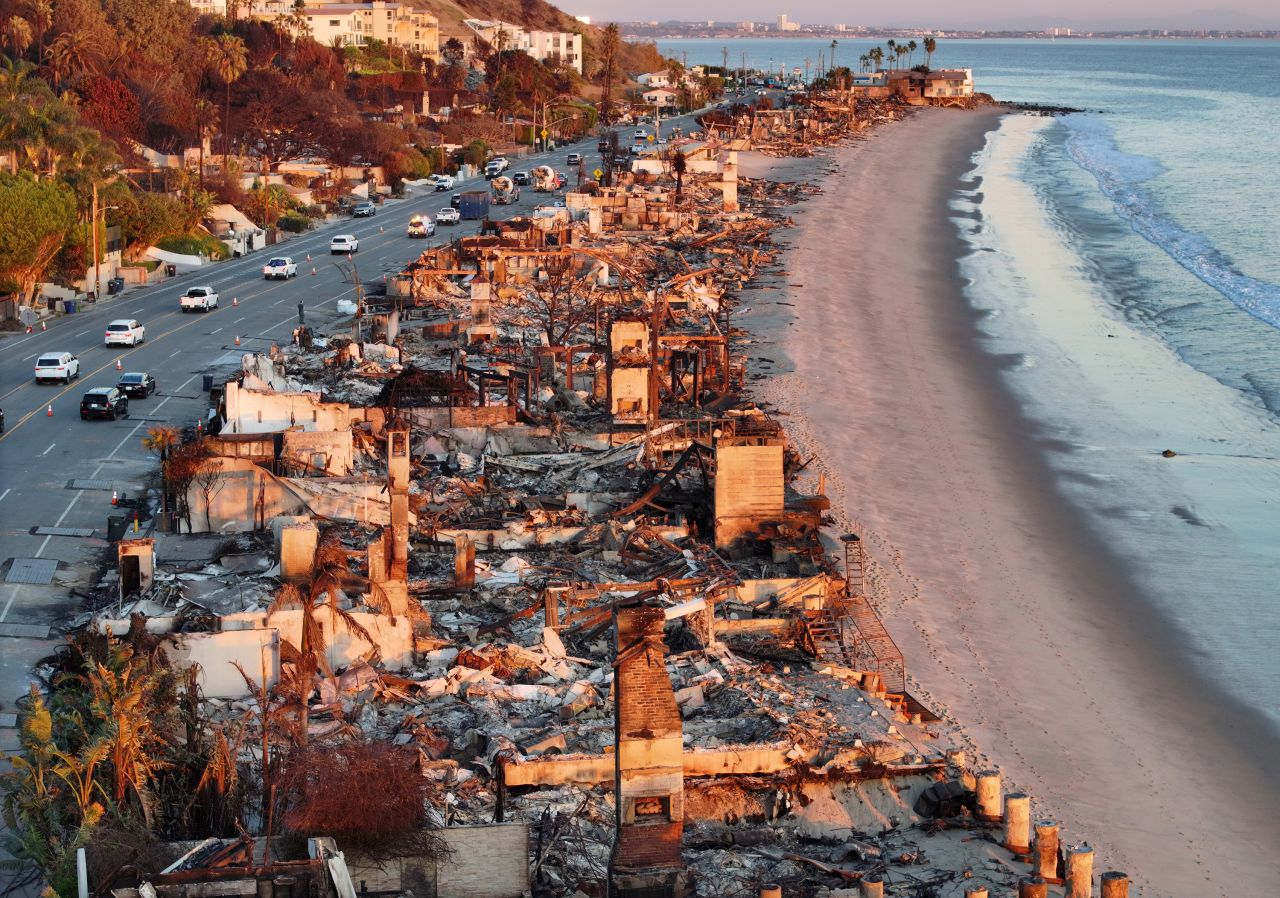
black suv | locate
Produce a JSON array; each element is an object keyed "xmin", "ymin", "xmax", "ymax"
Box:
[{"xmin": 80, "ymin": 387, "xmax": 129, "ymax": 420}]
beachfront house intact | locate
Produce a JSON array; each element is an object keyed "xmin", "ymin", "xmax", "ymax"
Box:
[
  {"xmin": 886, "ymin": 68, "xmax": 974, "ymax": 101},
  {"xmin": 463, "ymin": 18, "xmax": 584, "ymax": 73}
]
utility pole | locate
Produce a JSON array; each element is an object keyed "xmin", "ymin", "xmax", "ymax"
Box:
[
  {"xmin": 91, "ymin": 180, "xmax": 100, "ymax": 300},
  {"xmin": 721, "ymin": 45, "xmax": 728, "ymax": 77}
]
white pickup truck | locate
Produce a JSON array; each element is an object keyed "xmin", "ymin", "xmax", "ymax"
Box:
[
  {"xmin": 262, "ymin": 257, "xmax": 297, "ymax": 279},
  {"xmin": 180, "ymin": 286, "xmax": 219, "ymax": 312}
]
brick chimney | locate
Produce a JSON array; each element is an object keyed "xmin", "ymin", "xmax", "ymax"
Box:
[{"xmin": 608, "ymin": 602, "xmax": 686, "ymax": 898}]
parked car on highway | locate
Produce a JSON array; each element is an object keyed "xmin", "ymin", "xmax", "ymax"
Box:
[
  {"xmin": 436, "ymin": 207, "xmax": 460, "ymax": 225},
  {"xmin": 34, "ymin": 352, "xmax": 79, "ymax": 384},
  {"xmin": 512, "ymin": 171, "xmax": 531, "ymax": 186},
  {"xmin": 262, "ymin": 256, "xmax": 297, "ymax": 279},
  {"xmin": 80, "ymin": 387, "xmax": 128, "ymax": 420},
  {"xmin": 634, "ymin": 129, "xmax": 647, "ymax": 140},
  {"xmin": 116, "ymin": 372, "xmax": 157, "ymax": 398},
  {"xmin": 567, "ymin": 152, "xmax": 583, "ymax": 166},
  {"xmin": 352, "ymin": 201, "xmax": 376, "ymax": 217},
  {"xmin": 330, "ymin": 234, "xmax": 359, "ymax": 254},
  {"xmin": 104, "ymin": 319, "xmax": 145, "ymax": 346},
  {"xmin": 450, "ymin": 193, "xmax": 462, "ymax": 208},
  {"xmin": 430, "ymin": 174, "xmax": 455, "ymax": 190},
  {"xmin": 180, "ymin": 286, "xmax": 219, "ymax": 312}
]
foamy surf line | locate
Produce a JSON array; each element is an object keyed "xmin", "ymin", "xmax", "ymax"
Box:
[{"xmin": 1062, "ymin": 114, "xmax": 1280, "ymax": 329}]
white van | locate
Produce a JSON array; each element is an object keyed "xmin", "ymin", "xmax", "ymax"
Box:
[{"xmin": 35, "ymin": 352, "xmax": 80, "ymax": 383}]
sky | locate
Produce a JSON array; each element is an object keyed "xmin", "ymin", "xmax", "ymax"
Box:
[{"xmin": 564, "ymin": 3, "xmax": 1280, "ymax": 30}]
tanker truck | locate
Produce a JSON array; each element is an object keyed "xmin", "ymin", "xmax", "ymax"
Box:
[
  {"xmin": 532, "ymin": 165, "xmax": 557, "ymax": 192},
  {"xmin": 491, "ymin": 175, "xmax": 521, "ymax": 204}
]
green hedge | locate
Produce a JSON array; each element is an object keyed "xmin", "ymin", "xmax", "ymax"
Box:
[
  {"xmin": 156, "ymin": 233, "xmax": 230, "ymax": 261},
  {"xmin": 277, "ymin": 211, "xmax": 311, "ymax": 233}
]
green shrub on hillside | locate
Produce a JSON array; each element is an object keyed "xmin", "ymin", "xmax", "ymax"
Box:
[
  {"xmin": 277, "ymin": 212, "xmax": 311, "ymax": 233},
  {"xmin": 156, "ymin": 234, "xmax": 230, "ymax": 261}
]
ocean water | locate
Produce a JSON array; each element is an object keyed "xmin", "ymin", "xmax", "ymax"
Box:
[{"xmin": 661, "ymin": 39, "xmax": 1280, "ymax": 730}]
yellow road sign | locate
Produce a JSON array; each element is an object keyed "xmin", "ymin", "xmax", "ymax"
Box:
[
  {"xmin": 541, "ymin": 129, "xmax": 549, "ymax": 139},
  {"xmin": 593, "ymin": 168, "xmax": 603, "ymax": 179}
]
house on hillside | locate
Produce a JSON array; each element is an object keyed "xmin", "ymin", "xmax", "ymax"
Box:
[
  {"xmin": 462, "ymin": 18, "xmax": 584, "ymax": 73},
  {"xmin": 637, "ymin": 71, "xmax": 671, "ymax": 88},
  {"xmin": 642, "ymin": 88, "xmax": 678, "ymax": 112},
  {"xmin": 246, "ymin": 1, "xmax": 440, "ymax": 58}
]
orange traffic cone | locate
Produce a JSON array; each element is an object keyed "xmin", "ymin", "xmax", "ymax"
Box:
[
  {"xmin": 311, "ymin": 267, "xmax": 317, "ymax": 276},
  {"xmin": 379, "ymin": 225, "xmax": 384, "ymax": 233},
  {"xmin": 111, "ymin": 490, "xmax": 119, "ymax": 506},
  {"xmin": 306, "ymin": 253, "xmax": 311, "ymax": 261},
  {"xmin": 234, "ymin": 334, "xmax": 241, "ymax": 346},
  {"xmin": 41, "ymin": 321, "xmax": 47, "ymax": 331},
  {"xmin": 115, "ymin": 358, "xmax": 122, "ymax": 371},
  {"xmin": 25, "ymin": 325, "xmax": 32, "ymax": 333},
  {"xmin": 232, "ymin": 296, "xmax": 239, "ymax": 306},
  {"xmin": 47, "ymin": 404, "xmax": 53, "ymax": 416}
]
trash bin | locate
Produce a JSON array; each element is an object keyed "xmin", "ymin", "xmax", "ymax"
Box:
[
  {"xmin": 107, "ymin": 515, "xmax": 128, "ymax": 542},
  {"xmin": 165, "ymin": 264, "xmax": 177, "ymax": 277},
  {"xmin": 202, "ymin": 374, "xmax": 214, "ymax": 393},
  {"xmin": 107, "ymin": 276, "xmax": 125, "ymax": 295},
  {"xmin": 46, "ymin": 296, "xmax": 58, "ymax": 311},
  {"xmin": 63, "ymin": 299, "xmax": 76, "ymax": 314}
]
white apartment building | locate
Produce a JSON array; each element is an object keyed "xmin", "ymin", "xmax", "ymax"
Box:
[
  {"xmin": 463, "ymin": 19, "xmax": 583, "ymax": 73},
  {"xmin": 775, "ymin": 14, "xmax": 799, "ymax": 31},
  {"xmin": 186, "ymin": 0, "xmax": 438, "ymax": 59}
]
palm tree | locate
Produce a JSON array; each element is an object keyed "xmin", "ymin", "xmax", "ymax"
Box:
[
  {"xmin": 924, "ymin": 37, "xmax": 937, "ymax": 68},
  {"xmin": 908, "ymin": 40, "xmax": 918, "ymax": 67},
  {"xmin": 193, "ymin": 97, "xmax": 217, "ymax": 185},
  {"xmin": 870, "ymin": 47, "xmax": 883, "ymax": 73},
  {"xmin": 44, "ymin": 31, "xmax": 101, "ymax": 88},
  {"xmin": 886, "ymin": 40, "xmax": 896, "ymax": 71},
  {"xmin": 24, "ymin": 0, "xmax": 51, "ymax": 60},
  {"xmin": 3, "ymin": 15, "xmax": 33, "ymax": 58},
  {"xmin": 829, "ymin": 39, "xmax": 837, "ymax": 76},
  {"xmin": 205, "ymin": 34, "xmax": 248, "ymax": 158}
]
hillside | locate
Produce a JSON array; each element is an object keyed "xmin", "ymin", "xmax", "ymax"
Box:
[{"xmin": 413, "ymin": 0, "xmax": 664, "ymax": 78}]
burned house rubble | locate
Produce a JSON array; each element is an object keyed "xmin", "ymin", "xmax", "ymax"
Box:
[{"xmin": 71, "ymin": 96, "xmax": 1105, "ymax": 898}]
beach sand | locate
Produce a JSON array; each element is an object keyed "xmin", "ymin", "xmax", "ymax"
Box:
[{"xmin": 744, "ymin": 107, "xmax": 1280, "ymax": 897}]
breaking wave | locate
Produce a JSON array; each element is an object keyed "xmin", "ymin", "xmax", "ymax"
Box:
[{"xmin": 1062, "ymin": 115, "xmax": 1280, "ymax": 330}]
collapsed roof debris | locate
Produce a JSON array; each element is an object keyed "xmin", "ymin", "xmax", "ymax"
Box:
[{"xmin": 69, "ymin": 93, "xmax": 1070, "ymax": 898}]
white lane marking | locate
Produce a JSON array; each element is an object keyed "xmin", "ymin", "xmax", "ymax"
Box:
[
  {"xmin": 132, "ymin": 307, "xmax": 146, "ymax": 314},
  {"xmin": 41, "ymin": 443, "xmax": 56, "ymax": 456},
  {"xmin": 0, "ymin": 373, "xmax": 198, "ymax": 623},
  {"xmin": 209, "ymin": 327, "xmax": 222, "ymax": 334},
  {"xmin": 22, "ymin": 353, "xmax": 37, "ymax": 361},
  {"xmin": 170, "ymin": 350, "xmax": 182, "ymax": 357},
  {"xmin": 234, "ymin": 316, "xmax": 246, "ymax": 323},
  {"xmin": 75, "ymin": 329, "xmax": 93, "ymax": 337},
  {"xmin": 0, "ymin": 488, "xmax": 9, "ymax": 504}
]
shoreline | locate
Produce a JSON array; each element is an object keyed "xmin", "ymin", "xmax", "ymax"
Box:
[{"xmin": 744, "ymin": 108, "xmax": 1280, "ymax": 896}]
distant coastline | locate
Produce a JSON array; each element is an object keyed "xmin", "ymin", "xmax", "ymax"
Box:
[{"xmin": 629, "ymin": 30, "xmax": 1280, "ymax": 42}]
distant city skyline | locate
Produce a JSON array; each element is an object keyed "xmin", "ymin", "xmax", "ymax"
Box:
[{"xmin": 565, "ymin": 5, "xmax": 1280, "ymax": 31}]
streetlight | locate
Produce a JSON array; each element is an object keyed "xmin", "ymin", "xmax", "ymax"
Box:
[{"xmin": 92, "ymin": 190, "xmax": 120, "ymax": 301}]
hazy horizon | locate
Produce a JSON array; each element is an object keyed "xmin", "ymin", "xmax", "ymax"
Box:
[{"xmin": 567, "ymin": 4, "xmax": 1280, "ymax": 31}]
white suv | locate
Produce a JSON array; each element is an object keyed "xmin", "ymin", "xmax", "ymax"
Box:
[
  {"xmin": 35, "ymin": 352, "xmax": 80, "ymax": 383},
  {"xmin": 330, "ymin": 234, "xmax": 359, "ymax": 254},
  {"xmin": 105, "ymin": 319, "xmax": 145, "ymax": 346}
]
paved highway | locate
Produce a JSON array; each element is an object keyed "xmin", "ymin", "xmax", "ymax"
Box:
[{"xmin": 0, "ymin": 113, "xmax": 714, "ymax": 724}]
